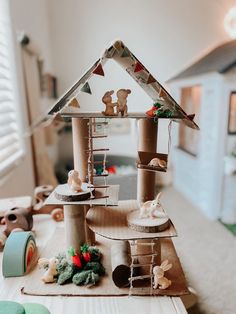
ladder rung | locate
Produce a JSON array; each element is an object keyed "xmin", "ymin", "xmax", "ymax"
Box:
[
  {"xmin": 88, "ymin": 160, "xmax": 107, "ymax": 165},
  {"xmin": 93, "ymin": 185, "xmax": 109, "ymax": 188},
  {"xmin": 130, "ymin": 242, "xmax": 156, "ymax": 246},
  {"xmin": 90, "ymin": 135, "xmax": 107, "ymax": 139},
  {"xmin": 129, "ymin": 274, "xmax": 153, "ymax": 281},
  {"xmin": 129, "ymin": 287, "xmax": 153, "ymax": 295},
  {"xmin": 93, "ymin": 174, "xmax": 109, "ymax": 177},
  {"xmin": 131, "ymin": 253, "xmax": 158, "ymax": 258},
  {"xmin": 89, "ymin": 195, "xmax": 109, "ymax": 200},
  {"xmin": 86, "ymin": 148, "xmax": 109, "ymax": 152},
  {"xmin": 130, "ymin": 263, "xmax": 153, "ymax": 268},
  {"xmin": 89, "ymin": 122, "xmax": 108, "ymax": 125}
]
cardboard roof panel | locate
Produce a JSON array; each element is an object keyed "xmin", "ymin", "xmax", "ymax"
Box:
[{"xmin": 48, "ymin": 40, "xmax": 199, "ymax": 130}]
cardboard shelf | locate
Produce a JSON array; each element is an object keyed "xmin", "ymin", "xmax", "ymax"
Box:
[
  {"xmin": 22, "ymin": 228, "xmax": 188, "ymax": 297},
  {"xmin": 59, "ymin": 110, "xmax": 147, "ymax": 119},
  {"xmin": 137, "ymin": 151, "xmax": 168, "ymax": 173},
  {"xmin": 86, "ymin": 200, "xmax": 177, "ymax": 240}
]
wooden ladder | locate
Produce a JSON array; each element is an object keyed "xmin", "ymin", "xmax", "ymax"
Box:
[
  {"xmin": 129, "ymin": 239, "xmax": 157, "ymax": 296},
  {"xmin": 87, "ymin": 118, "xmax": 110, "ymax": 201}
]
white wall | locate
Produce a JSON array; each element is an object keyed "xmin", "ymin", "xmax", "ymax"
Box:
[
  {"xmin": 48, "ymin": 0, "xmax": 236, "ymax": 158},
  {"xmin": 0, "ymin": 0, "xmax": 53, "ymax": 198},
  {"xmin": 169, "ymin": 74, "xmax": 229, "ymax": 219}
]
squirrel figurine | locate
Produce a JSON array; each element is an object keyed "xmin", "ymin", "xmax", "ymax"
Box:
[{"xmin": 101, "ymin": 90, "xmax": 117, "ymax": 116}]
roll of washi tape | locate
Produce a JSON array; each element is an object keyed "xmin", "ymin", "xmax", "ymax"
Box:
[
  {"xmin": 2, "ymin": 231, "xmax": 37, "ymax": 277},
  {"xmin": 0, "ymin": 301, "xmax": 25, "ymax": 314},
  {"xmin": 23, "ymin": 303, "xmax": 50, "ymax": 314}
]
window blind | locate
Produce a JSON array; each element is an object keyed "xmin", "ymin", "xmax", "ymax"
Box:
[{"xmin": 0, "ymin": 0, "xmax": 23, "ymax": 177}]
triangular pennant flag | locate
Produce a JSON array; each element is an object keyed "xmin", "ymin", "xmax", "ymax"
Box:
[
  {"xmin": 81, "ymin": 82, "xmax": 92, "ymax": 94},
  {"xmin": 134, "ymin": 61, "xmax": 145, "ymax": 72},
  {"xmin": 121, "ymin": 47, "xmax": 130, "ymax": 58},
  {"xmin": 68, "ymin": 98, "xmax": 80, "ymax": 108},
  {"xmin": 187, "ymin": 113, "xmax": 195, "ymax": 121},
  {"xmin": 93, "ymin": 63, "xmax": 105, "ymax": 76},
  {"xmin": 53, "ymin": 112, "xmax": 64, "ymax": 122},
  {"xmin": 146, "ymin": 74, "xmax": 156, "ymax": 84},
  {"xmin": 159, "ymin": 88, "xmax": 166, "ymax": 98}
]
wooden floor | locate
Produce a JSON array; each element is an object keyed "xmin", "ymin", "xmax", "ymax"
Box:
[{"xmin": 0, "ymin": 215, "xmax": 187, "ymax": 314}]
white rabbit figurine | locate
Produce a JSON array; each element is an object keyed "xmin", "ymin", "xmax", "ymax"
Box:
[
  {"xmin": 139, "ymin": 192, "xmax": 165, "ymax": 219},
  {"xmin": 148, "ymin": 157, "xmax": 167, "ymax": 169},
  {"xmin": 153, "ymin": 259, "xmax": 172, "ymax": 289},
  {"xmin": 38, "ymin": 257, "xmax": 59, "ymax": 283},
  {"xmin": 67, "ymin": 170, "xmax": 83, "ymax": 192}
]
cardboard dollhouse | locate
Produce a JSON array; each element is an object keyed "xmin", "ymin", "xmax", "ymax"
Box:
[
  {"xmin": 168, "ymin": 39, "xmax": 236, "ymax": 221},
  {"xmin": 22, "ymin": 40, "xmax": 199, "ymax": 296}
]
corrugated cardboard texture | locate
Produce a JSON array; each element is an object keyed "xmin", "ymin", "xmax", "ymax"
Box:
[
  {"xmin": 22, "ymin": 227, "xmax": 188, "ymax": 296},
  {"xmin": 86, "ymin": 200, "xmax": 177, "ymax": 240}
]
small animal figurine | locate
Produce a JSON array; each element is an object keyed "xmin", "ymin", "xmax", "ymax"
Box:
[
  {"xmin": 0, "ymin": 207, "xmax": 33, "ymax": 250},
  {"xmin": 38, "ymin": 257, "xmax": 59, "ymax": 283},
  {"xmin": 101, "ymin": 90, "xmax": 117, "ymax": 116},
  {"xmin": 153, "ymin": 259, "xmax": 172, "ymax": 289},
  {"xmin": 139, "ymin": 192, "xmax": 164, "ymax": 219},
  {"xmin": 116, "ymin": 89, "xmax": 131, "ymax": 117},
  {"xmin": 67, "ymin": 170, "xmax": 83, "ymax": 192},
  {"xmin": 148, "ymin": 157, "xmax": 167, "ymax": 169}
]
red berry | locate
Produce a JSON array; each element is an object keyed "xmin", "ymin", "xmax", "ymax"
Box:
[
  {"xmin": 72, "ymin": 255, "xmax": 82, "ymax": 268},
  {"xmin": 82, "ymin": 252, "xmax": 91, "ymax": 263}
]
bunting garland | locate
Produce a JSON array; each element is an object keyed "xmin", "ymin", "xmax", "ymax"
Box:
[
  {"xmin": 81, "ymin": 82, "xmax": 92, "ymax": 94},
  {"xmin": 146, "ymin": 74, "xmax": 156, "ymax": 84},
  {"xmin": 159, "ymin": 88, "xmax": 166, "ymax": 98},
  {"xmin": 134, "ymin": 61, "xmax": 145, "ymax": 72},
  {"xmin": 93, "ymin": 63, "xmax": 105, "ymax": 76},
  {"xmin": 187, "ymin": 114, "xmax": 195, "ymax": 121},
  {"xmin": 121, "ymin": 47, "xmax": 130, "ymax": 58},
  {"xmin": 68, "ymin": 98, "xmax": 80, "ymax": 108}
]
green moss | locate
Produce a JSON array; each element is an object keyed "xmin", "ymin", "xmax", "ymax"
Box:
[
  {"xmin": 72, "ymin": 270, "xmax": 99, "ymax": 286},
  {"xmin": 84, "ymin": 262, "xmax": 105, "ymax": 275}
]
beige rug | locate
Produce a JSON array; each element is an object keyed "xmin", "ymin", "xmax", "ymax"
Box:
[
  {"xmin": 22, "ymin": 227, "xmax": 188, "ymax": 297},
  {"xmin": 162, "ymin": 186, "xmax": 236, "ymax": 314}
]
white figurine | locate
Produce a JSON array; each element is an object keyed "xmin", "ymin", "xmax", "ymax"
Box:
[
  {"xmin": 153, "ymin": 259, "xmax": 172, "ymax": 290},
  {"xmin": 139, "ymin": 192, "xmax": 164, "ymax": 219},
  {"xmin": 38, "ymin": 257, "xmax": 59, "ymax": 283},
  {"xmin": 148, "ymin": 157, "xmax": 167, "ymax": 169},
  {"xmin": 67, "ymin": 170, "xmax": 83, "ymax": 192}
]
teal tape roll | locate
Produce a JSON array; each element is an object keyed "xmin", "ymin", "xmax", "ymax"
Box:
[
  {"xmin": 23, "ymin": 303, "xmax": 50, "ymax": 314},
  {"xmin": 0, "ymin": 301, "xmax": 25, "ymax": 314},
  {"xmin": 2, "ymin": 231, "xmax": 36, "ymax": 277}
]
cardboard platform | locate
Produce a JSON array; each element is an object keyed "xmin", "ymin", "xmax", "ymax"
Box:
[
  {"xmin": 21, "ymin": 227, "xmax": 188, "ymax": 297},
  {"xmin": 54, "ymin": 183, "xmax": 94, "ymax": 202},
  {"xmin": 44, "ymin": 185, "xmax": 119, "ymax": 206},
  {"xmin": 86, "ymin": 200, "xmax": 177, "ymax": 240}
]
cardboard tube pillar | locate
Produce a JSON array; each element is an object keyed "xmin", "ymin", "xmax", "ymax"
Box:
[
  {"xmin": 72, "ymin": 118, "xmax": 89, "ymax": 181},
  {"xmin": 64, "ymin": 205, "xmax": 86, "ymax": 252},
  {"xmin": 63, "ymin": 118, "xmax": 95, "ymax": 251},
  {"xmin": 111, "ymin": 241, "xmax": 131, "ymax": 287},
  {"xmin": 137, "ymin": 118, "xmax": 158, "ymax": 203}
]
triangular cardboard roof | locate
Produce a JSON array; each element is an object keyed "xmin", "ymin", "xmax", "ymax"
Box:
[{"xmin": 48, "ymin": 40, "xmax": 199, "ymax": 130}]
